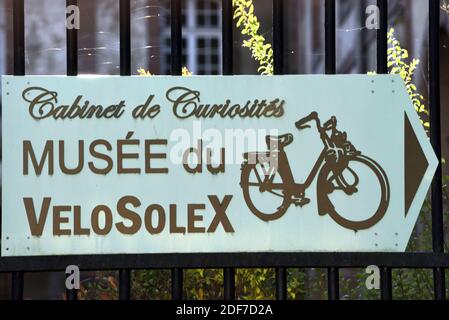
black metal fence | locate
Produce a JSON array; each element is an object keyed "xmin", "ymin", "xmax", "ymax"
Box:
[{"xmin": 0, "ymin": 0, "xmax": 447, "ymax": 301}]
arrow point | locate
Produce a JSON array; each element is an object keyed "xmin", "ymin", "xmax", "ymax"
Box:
[{"xmin": 405, "ymin": 113, "xmax": 429, "ymax": 217}]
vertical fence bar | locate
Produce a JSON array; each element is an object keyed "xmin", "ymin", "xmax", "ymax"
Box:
[
  {"xmin": 429, "ymin": 0, "xmax": 446, "ymax": 301},
  {"xmin": 171, "ymin": 0, "xmax": 183, "ymax": 299},
  {"xmin": 66, "ymin": 0, "xmax": 79, "ymax": 300},
  {"xmin": 13, "ymin": 0, "xmax": 25, "ymax": 75},
  {"xmin": 325, "ymin": 0, "xmax": 336, "ymax": 75},
  {"xmin": 118, "ymin": 0, "xmax": 132, "ymax": 300},
  {"xmin": 376, "ymin": 0, "xmax": 388, "ymax": 74},
  {"xmin": 66, "ymin": 0, "xmax": 78, "ymax": 76},
  {"xmin": 171, "ymin": 0, "xmax": 182, "ymax": 75},
  {"xmin": 119, "ymin": 269, "xmax": 131, "ymax": 300},
  {"xmin": 12, "ymin": 0, "xmax": 25, "ymax": 301},
  {"xmin": 376, "ymin": 0, "xmax": 393, "ymax": 301},
  {"xmin": 273, "ymin": 0, "xmax": 287, "ymax": 300},
  {"xmin": 222, "ymin": 0, "xmax": 233, "ymax": 75},
  {"xmin": 273, "ymin": 0, "xmax": 284, "ymax": 74},
  {"xmin": 222, "ymin": 0, "xmax": 235, "ymax": 300},
  {"xmin": 380, "ymin": 267, "xmax": 392, "ymax": 299},
  {"xmin": 65, "ymin": 276, "xmax": 78, "ymax": 300},
  {"xmin": 120, "ymin": 0, "xmax": 131, "ymax": 76},
  {"xmin": 11, "ymin": 271, "xmax": 23, "ymax": 301},
  {"xmin": 223, "ymin": 267, "xmax": 235, "ymax": 300},
  {"xmin": 327, "ymin": 267, "xmax": 339, "ymax": 300},
  {"xmin": 359, "ymin": 0, "xmax": 368, "ymax": 72},
  {"xmin": 325, "ymin": 0, "xmax": 339, "ymax": 300},
  {"xmin": 171, "ymin": 268, "xmax": 183, "ymax": 300},
  {"xmin": 275, "ymin": 268, "xmax": 287, "ymax": 300}
]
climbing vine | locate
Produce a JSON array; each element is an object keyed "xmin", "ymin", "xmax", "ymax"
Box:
[
  {"xmin": 137, "ymin": 66, "xmax": 192, "ymax": 76},
  {"xmin": 386, "ymin": 28, "xmax": 428, "ymax": 128},
  {"xmin": 233, "ymin": 0, "xmax": 274, "ymax": 75}
]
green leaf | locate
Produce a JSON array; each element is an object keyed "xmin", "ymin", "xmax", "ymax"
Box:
[{"xmin": 236, "ymin": 15, "xmax": 245, "ymax": 27}]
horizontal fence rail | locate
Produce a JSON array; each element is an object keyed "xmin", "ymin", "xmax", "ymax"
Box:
[
  {"xmin": 1, "ymin": 0, "xmax": 447, "ymax": 301},
  {"xmin": 1, "ymin": 253, "xmax": 449, "ymax": 272}
]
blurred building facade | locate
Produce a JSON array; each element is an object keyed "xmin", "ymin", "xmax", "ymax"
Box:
[{"xmin": 0, "ymin": 0, "xmax": 444, "ymax": 75}]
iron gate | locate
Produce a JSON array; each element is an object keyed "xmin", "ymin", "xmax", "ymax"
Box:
[{"xmin": 0, "ymin": 0, "xmax": 447, "ymax": 301}]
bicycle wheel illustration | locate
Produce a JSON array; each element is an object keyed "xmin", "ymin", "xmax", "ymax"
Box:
[
  {"xmin": 240, "ymin": 161, "xmax": 290, "ymax": 221},
  {"xmin": 317, "ymin": 154, "xmax": 390, "ymax": 230}
]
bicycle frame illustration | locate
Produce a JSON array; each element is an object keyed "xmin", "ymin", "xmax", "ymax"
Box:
[{"xmin": 240, "ymin": 112, "xmax": 390, "ymax": 231}]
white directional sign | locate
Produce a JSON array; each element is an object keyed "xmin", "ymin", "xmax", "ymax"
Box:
[{"xmin": 1, "ymin": 75, "xmax": 437, "ymax": 256}]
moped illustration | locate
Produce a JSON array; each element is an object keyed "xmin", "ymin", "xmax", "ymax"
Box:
[{"xmin": 240, "ymin": 112, "xmax": 390, "ymax": 231}]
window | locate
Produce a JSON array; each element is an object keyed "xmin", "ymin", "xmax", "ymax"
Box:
[
  {"xmin": 196, "ymin": 37, "xmax": 220, "ymax": 75},
  {"xmin": 196, "ymin": 0, "xmax": 219, "ymax": 27}
]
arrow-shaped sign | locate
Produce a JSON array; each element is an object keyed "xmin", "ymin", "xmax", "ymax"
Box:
[{"xmin": 1, "ymin": 74, "xmax": 438, "ymax": 255}]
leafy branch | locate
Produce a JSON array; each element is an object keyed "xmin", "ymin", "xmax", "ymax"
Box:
[
  {"xmin": 442, "ymin": 0, "xmax": 449, "ymax": 15},
  {"xmin": 387, "ymin": 28, "xmax": 429, "ymax": 128},
  {"xmin": 137, "ymin": 66, "xmax": 192, "ymax": 76},
  {"xmin": 233, "ymin": 0, "xmax": 273, "ymax": 75}
]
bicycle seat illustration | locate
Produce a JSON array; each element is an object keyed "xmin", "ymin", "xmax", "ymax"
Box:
[{"xmin": 240, "ymin": 112, "xmax": 390, "ymax": 231}]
